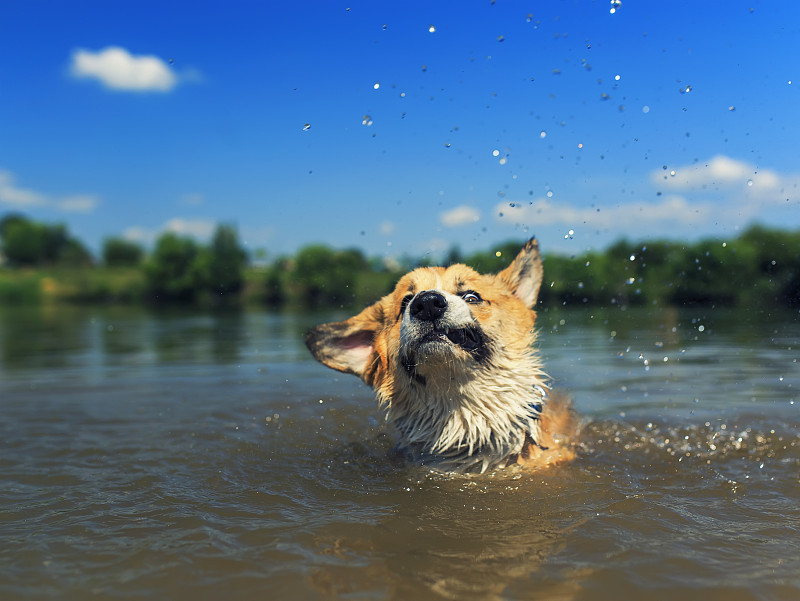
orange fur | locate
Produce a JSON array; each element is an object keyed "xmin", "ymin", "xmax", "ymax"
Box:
[{"xmin": 306, "ymin": 238, "xmax": 577, "ymax": 472}]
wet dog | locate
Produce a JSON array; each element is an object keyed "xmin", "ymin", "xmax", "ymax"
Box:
[{"xmin": 305, "ymin": 238, "xmax": 576, "ymax": 473}]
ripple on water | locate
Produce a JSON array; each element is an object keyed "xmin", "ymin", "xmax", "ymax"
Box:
[{"xmin": 3, "ymin": 389, "xmax": 800, "ymax": 600}]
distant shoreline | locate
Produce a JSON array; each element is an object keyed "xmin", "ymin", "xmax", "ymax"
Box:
[{"xmin": 2, "ymin": 223, "xmax": 798, "ymax": 311}]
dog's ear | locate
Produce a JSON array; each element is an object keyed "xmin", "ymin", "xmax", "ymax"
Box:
[
  {"xmin": 304, "ymin": 300, "xmax": 384, "ymax": 380},
  {"xmin": 497, "ymin": 237, "xmax": 544, "ymax": 308}
]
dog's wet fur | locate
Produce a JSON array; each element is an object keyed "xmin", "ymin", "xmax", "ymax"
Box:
[{"xmin": 305, "ymin": 238, "xmax": 577, "ymax": 473}]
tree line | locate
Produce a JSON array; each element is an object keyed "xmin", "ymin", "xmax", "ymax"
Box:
[{"xmin": 1, "ymin": 213, "xmax": 799, "ymax": 309}]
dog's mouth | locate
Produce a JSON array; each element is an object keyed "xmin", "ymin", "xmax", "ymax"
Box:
[
  {"xmin": 420, "ymin": 325, "xmax": 483, "ymax": 352},
  {"xmin": 402, "ymin": 323, "xmax": 490, "ymax": 379}
]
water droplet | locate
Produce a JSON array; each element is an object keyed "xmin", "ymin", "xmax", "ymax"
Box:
[
  {"xmin": 615, "ymin": 74, "xmax": 621, "ymax": 81},
  {"xmin": 746, "ymin": 179, "xmax": 753, "ymax": 187},
  {"xmin": 428, "ymin": 25, "xmax": 436, "ymax": 33},
  {"xmin": 610, "ymin": 0, "xmax": 621, "ymax": 13},
  {"xmin": 546, "ymin": 191, "xmax": 553, "ymax": 198},
  {"xmin": 302, "ymin": 123, "xmax": 311, "ymax": 131},
  {"xmin": 698, "ymin": 325, "xmax": 705, "ymax": 332},
  {"xmin": 497, "ymin": 35, "xmax": 505, "ymax": 42},
  {"xmin": 492, "ymin": 149, "xmax": 500, "ymax": 157},
  {"xmin": 526, "ymin": 14, "xmax": 533, "ymax": 22},
  {"xmin": 728, "ymin": 106, "xmax": 736, "ymax": 111},
  {"xmin": 444, "ymin": 142, "xmax": 451, "ymax": 148},
  {"xmin": 629, "ymin": 255, "xmax": 636, "ymax": 261},
  {"xmin": 680, "ymin": 84, "xmax": 692, "ymax": 94},
  {"xmin": 362, "ymin": 115, "xmax": 373, "ymax": 126},
  {"xmin": 539, "ymin": 130, "xmax": 547, "ymax": 138},
  {"xmin": 642, "ymin": 105, "xmax": 650, "ymax": 113},
  {"xmin": 498, "ymin": 157, "xmax": 507, "ymax": 165},
  {"xmin": 373, "ymin": 82, "xmax": 380, "ymax": 90}
]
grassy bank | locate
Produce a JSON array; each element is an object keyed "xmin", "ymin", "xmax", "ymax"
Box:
[
  {"xmin": 2, "ymin": 224, "xmax": 799, "ymax": 310},
  {"xmin": 0, "ymin": 267, "xmax": 146, "ymax": 304}
]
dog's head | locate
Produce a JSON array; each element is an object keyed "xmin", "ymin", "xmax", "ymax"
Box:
[{"xmin": 305, "ymin": 238, "xmax": 547, "ymax": 471}]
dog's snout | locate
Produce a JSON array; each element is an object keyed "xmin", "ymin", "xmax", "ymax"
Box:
[{"xmin": 410, "ymin": 291, "xmax": 447, "ymax": 322}]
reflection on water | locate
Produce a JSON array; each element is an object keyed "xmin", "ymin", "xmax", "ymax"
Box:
[{"xmin": 1, "ymin": 304, "xmax": 799, "ymax": 600}]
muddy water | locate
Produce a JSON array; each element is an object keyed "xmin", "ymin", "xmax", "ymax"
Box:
[{"xmin": 1, "ymin": 305, "xmax": 798, "ymax": 600}]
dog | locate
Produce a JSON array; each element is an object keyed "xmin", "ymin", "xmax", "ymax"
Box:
[{"xmin": 305, "ymin": 238, "xmax": 577, "ymax": 473}]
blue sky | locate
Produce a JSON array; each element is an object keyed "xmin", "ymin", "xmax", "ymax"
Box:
[{"xmin": 1, "ymin": 0, "xmax": 798, "ymax": 261}]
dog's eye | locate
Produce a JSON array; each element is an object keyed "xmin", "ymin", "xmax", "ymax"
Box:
[
  {"xmin": 461, "ymin": 291, "xmax": 482, "ymax": 303},
  {"xmin": 398, "ymin": 294, "xmax": 413, "ymax": 319}
]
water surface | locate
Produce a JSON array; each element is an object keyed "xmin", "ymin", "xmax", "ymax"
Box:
[{"xmin": 1, "ymin": 304, "xmax": 799, "ymax": 600}]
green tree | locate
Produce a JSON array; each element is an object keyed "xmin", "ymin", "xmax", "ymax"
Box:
[
  {"xmin": 0, "ymin": 217, "xmax": 48, "ymax": 265},
  {"xmin": 144, "ymin": 232, "xmax": 201, "ymax": 302},
  {"xmin": 263, "ymin": 258, "xmax": 288, "ymax": 307},
  {"xmin": 195, "ymin": 224, "xmax": 248, "ymax": 298},
  {"xmin": 739, "ymin": 224, "xmax": 800, "ymax": 306},
  {"xmin": 58, "ymin": 238, "xmax": 93, "ymax": 267},
  {"xmin": 291, "ymin": 245, "xmax": 367, "ymax": 308},
  {"xmin": 0, "ymin": 214, "xmax": 90, "ymax": 266},
  {"xmin": 444, "ymin": 245, "xmax": 463, "ymax": 266},
  {"xmin": 102, "ymin": 237, "xmax": 144, "ymax": 267}
]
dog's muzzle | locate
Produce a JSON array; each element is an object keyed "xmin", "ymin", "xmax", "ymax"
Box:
[{"xmin": 405, "ymin": 291, "xmax": 486, "ymax": 355}]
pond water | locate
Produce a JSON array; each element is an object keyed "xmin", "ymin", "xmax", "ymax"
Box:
[{"xmin": 1, "ymin": 304, "xmax": 799, "ymax": 600}]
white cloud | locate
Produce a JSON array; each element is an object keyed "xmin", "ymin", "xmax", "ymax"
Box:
[
  {"xmin": 70, "ymin": 46, "xmax": 177, "ymax": 92},
  {"xmin": 165, "ymin": 218, "xmax": 216, "ymax": 238},
  {"xmin": 123, "ymin": 218, "xmax": 217, "ymax": 245},
  {"xmin": 179, "ymin": 193, "xmax": 205, "ymax": 206},
  {"xmin": 239, "ymin": 225, "xmax": 276, "ymax": 247},
  {"xmin": 0, "ymin": 170, "xmax": 47, "ymax": 208},
  {"xmin": 122, "ymin": 227, "xmax": 153, "ymax": 243},
  {"xmin": 0, "ymin": 169, "xmax": 99, "ymax": 213},
  {"xmin": 440, "ymin": 205, "xmax": 481, "ymax": 227},
  {"xmin": 57, "ymin": 195, "xmax": 100, "ymax": 213},
  {"xmin": 653, "ymin": 155, "xmax": 784, "ymax": 194},
  {"xmin": 496, "ymin": 195, "xmax": 711, "ymax": 232},
  {"xmin": 496, "ymin": 155, "xmax": 800, "ymax": 244}
]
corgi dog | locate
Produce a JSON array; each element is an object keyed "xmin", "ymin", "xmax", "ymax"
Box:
[{"xmin": 305, "ymin": 238, "xmax": 576, "ymax": 473}]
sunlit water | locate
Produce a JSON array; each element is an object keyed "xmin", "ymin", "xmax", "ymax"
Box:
[{"xmin": 1, "ymin": 304, "xmax": 799, "ymax": 600}]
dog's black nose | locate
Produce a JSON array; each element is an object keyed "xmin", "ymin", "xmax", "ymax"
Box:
[{"xmin": 410, "ymin": 291, "xmax": 447, "ymax": 322}]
